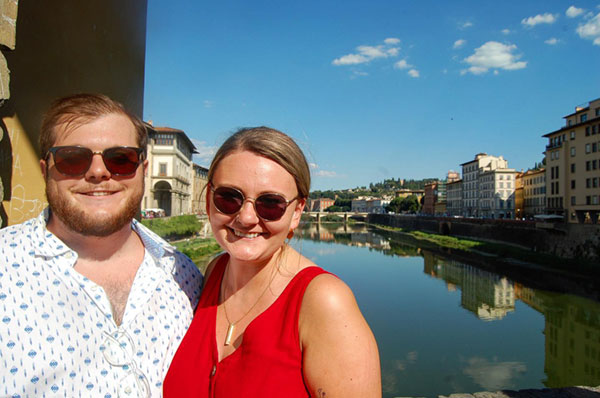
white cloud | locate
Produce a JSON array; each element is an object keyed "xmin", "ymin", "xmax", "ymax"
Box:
[
  {"xmin": 576, "ymin": 12, "xmax": 600, "ymax": 45},
  {"xmin": 191, "ymin": 139, "xmax": 218, "ymax": 165},
  {"xmin": 521, "ymin": 13, "xmax": 558, "ymax": 27},
  {"xmin": 463, "ymin": 357, "xmax": 527, "ymax": 391},
  {"xmin": 463, "ymin": 41, "xmax": 527, "ymax": 75},
  {"xmin": 384, "ymin": 37, "xmax": 401, "ymax": 45},
  {"xmin": 332, "ymin": 39, "xmax": 400, "ymax": 66},
  {"xmin": 460, "ymin": 21, "xmax": 473, "ymax": 29},
  {"xmin": 408, "ymin": 69, "xmax": 420, "ymax": 78},
  {"xmin": 315, "ymin": 170, "xmax": 338, "ymax": 177},
  {"xmin": 203, "ymin": 100, "xmax": 214, "ymax": 108},
  {"xmin": 309, "ymin": 162, "xmax": 319, "ymax": 169},
  {"xmin": 566, "ymin": 6, "xmax": 585, "ymax": 18},
  {"xmin": 393, "ymin": 59, "xmax": 412, "ymax": 69},
  {"xmin": 453, "ymin": 39, "xmax": 466, "ymax": 49},
  {"xmin": 502, "ymin": 29, "xmax": 511, "ymax": 35},
  {"xmin": 545, "ymin": 37, "xmax": 559, "ymax": 45}
]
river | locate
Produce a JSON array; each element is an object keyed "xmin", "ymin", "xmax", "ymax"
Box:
[{"xmin": 291, "ymin": 222, "xmax": 600, "ymax": 398}]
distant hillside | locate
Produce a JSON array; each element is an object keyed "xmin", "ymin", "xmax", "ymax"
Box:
[{"xmin": 309, "ymin": 177, "xmax": 437, "ymax": 199}]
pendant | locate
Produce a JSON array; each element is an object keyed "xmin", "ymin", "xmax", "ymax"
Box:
[{"xmin": 225, "ymin": 323, "xmax": 235, "ymax": 346}]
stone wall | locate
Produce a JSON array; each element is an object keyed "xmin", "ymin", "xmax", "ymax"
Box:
[
  {"xmin": 0, "ymin": 0, "xmax": 18, "ymax": 227},
  {"xmin": 368, "ymin": 214, "xmax": 600, "ymax": 262}
]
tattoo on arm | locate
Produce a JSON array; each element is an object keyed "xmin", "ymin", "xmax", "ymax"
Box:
[{"xmin": 317, "ymin": 388, "xmax": 326, "ymax": 397}]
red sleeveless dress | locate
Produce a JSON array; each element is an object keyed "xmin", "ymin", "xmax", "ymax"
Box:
[{"xmin": 163, "ymin": 254, "xmax": 330, "ymax": 397}]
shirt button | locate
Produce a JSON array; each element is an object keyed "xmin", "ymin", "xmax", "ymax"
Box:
[{"xmin": 211, "ymin": 365, "xmax": 217, "ymax": 376}]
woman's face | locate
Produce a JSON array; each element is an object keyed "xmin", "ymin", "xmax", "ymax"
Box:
[{"xmin": 207, "ymin": 150, "xmax": 305, "ymax": 265}]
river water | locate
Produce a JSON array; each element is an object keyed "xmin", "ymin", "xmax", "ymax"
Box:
[{"xmin": 290, "ymin": 222, "xmax": 600, "ymax": 398}]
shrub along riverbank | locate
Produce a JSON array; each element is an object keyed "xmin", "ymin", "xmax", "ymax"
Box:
[
  {"xmin": 371, "ymin": 223, "xmax": 599, "ymax": 274},
  {"xmin": 141, "ymin": 215, "xmax": 221, "ymax": 270}
]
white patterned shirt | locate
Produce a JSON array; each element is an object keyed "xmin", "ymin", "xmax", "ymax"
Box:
[{"xmin": 0, "ymin": 209, "xmax": 203, "ymax": 398}]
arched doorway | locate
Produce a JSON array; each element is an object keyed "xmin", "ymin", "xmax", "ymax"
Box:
[{"xmin": 154, "ymin": 181, "xmax": 172, "ymax": 216}]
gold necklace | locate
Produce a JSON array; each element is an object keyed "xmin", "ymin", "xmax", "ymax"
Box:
[{"xmin": 221, "ymin": 260, "xmax": 279, "ymax": 346}]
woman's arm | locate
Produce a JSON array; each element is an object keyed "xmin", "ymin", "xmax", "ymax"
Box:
[{"xmin": 299, "ymin": 274, "xmax": 381, "ymax": 398}]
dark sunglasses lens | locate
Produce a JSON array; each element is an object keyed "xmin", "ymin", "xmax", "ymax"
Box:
[
  {"xmin": 255, "ymin": 194, "xmax": 288, "ymax": 220},
  {"xmin": 213, "ymin": 187, "xmax": 244, "ymax": 214},
  {"xmin": 103, "ymin": 147, "xmax": 141, "ymax": 175},
  {"xmin": 53, "ymin": 147, "xmax": 92, "ymax": 175}
]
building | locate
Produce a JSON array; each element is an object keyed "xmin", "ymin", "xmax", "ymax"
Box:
[
  {"xmin": 366, "ymin": 198, "xmax": 391, "ymax": 214},
  {"xmin": 515, "ymin": 172, "xmax": 524, "ymax": 220},
  {"xmin": 395, "ymin": 189, "xmax": 424, "ymax": 201},
  {"xmin": 460, "ymin": 153, "xmax": 509, "ymax": 217},
  {"xmin": 1, "ymin": 1, "xmax": 148, "ymax": 227},
  {"xmin": 351, "ymin": 198, "xmax": 368, "ymax": 212},
  {"xmin": 310, "ymin": 197, "xmax": 335, "ymax": 212},
  {"xmin": 522, "ymin": 168, "xmax": 546, "ymax": 218},
  {"xmin": 446, "ymin": 179, "xmax": 463, "ymax": 216},
  {"xmin": 543, "ymin": 97, "xmax": 600, "ymax": 223},
  {"xmin": 192, "ymin": 163, "xmax": 209, "ymax": 214},
  {"xmin": 143, "ymin": 125, "xmax": 197, "ymax": 216},
  {"xmin": 478, "ymin": 168, "xmax": 517, "ymax": 219},
  {"xmin": 423, "ymin": 182, "xmax": 438, "ymax": 215}
]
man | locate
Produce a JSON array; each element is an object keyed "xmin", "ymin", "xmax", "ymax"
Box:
[{"xmin": 0, "ymin": 93, "xmax": 202, "ymax": 397}]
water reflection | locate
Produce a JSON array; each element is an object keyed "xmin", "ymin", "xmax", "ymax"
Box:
[{"xmin": 296, "ymin": 222, "xmax": 600, "ymax": 395}]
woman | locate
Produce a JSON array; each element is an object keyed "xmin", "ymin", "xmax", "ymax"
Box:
[{"xmin": 164, "ymin": 127, "xmax": 381, "ymax": 397}]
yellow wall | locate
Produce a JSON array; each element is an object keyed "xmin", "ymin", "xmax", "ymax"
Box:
[{"xmin": 0, "ymin": 1, "xmax": 147, "ymax": 227}]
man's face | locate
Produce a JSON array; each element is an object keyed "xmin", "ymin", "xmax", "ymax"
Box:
[{"xmin": 40, "ymin": 113, "xmax": 147, "ymax": 237}]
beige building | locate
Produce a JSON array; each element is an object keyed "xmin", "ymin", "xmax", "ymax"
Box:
[
  {"xmin": 543, "ymin": 97, "xmax": 600, "ymax": 223},
  {"xmin": 460, "ymin": 153, "xmax": 509, "ymax": 217},
  {"xmin": 446, "ymin": 179, "xmax": 462, "ymax": 216},
  {"xmin": 192, "ymin": 163, "xmax": 209, "ymax": 214},
  {"xmin": 478, "ymin": 168, "xmax": 517, "ymax": 219},
  {"xmin": 144, "ymin": 125, "xmax": 197, "ymax": 216},
  {"xmin": 1, "ymin": 1, "xmax": 148, "ymax": 227},
  {"xmin": 522, "ymin": 168, "xmax": 546, "ymax": 218}
]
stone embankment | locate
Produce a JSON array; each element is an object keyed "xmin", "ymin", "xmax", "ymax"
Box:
[
  {"xmin": 368, "ymin": 214, "xmax": 600, "ymax": 263},
  {"xmin": 440, "ymin": 385, "xmax": 600, "ymax": 398}
]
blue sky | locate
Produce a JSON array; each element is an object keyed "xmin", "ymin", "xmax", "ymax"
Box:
[{"xmin": 144, "ymin": 1, "xmax": 600, "ymax": 191}]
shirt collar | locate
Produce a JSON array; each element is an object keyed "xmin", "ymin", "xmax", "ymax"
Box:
[{"xmin": 31, "ymin": 208, "xmax": 177, "ymax": 272}]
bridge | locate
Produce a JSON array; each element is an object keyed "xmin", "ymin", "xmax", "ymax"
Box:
[{"xmin": 303, "ymin": 211, "xmax": 369, "ymax": 223}]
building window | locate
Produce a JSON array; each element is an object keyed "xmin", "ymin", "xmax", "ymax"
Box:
[
  {"xmin": 581, "ymin": 114, "xmax": 588, "ymax": 123},
  {"xmin": 594, "ymin": 178, "xmax": 599, "ymax": 188},
  {"xmin": 571, "ymin": 163, "xmax": 576, "ymax": 173},
  {"xmin": 571, "ymin": 180, "xmax": 576, "ymax": 189},
  {"xmin": 159, "ymin": 163, "xmax": 167, "ymax": 176},
  {"xmin": 587, "ymin": 196, "xmax": 591, "ymax": 205},
  {"xmin": 587, "ymin": 178, "xmax": 591, "ymax": 188},
  {"xmin": 586, "ymin": 144, "xmax": 591, "ymax": 154},
  {"xmin": 571, "ymin": 147, "xmax": 576, "ymax": 157},
  {"xmin": 593, "ymin": 125, "xmax": 598, "ymax": 135},
  {"xmin": 571, "ymin": 131, "xmax": 576, "ymax": 140},
  {"xmin": 154, "ymin": 133, "xmax": 174, "ymax": 146},
  {"xmin": 594, "ymin": 196, "xmax": 600, "ymax": 205},
  {"xmin": 594, "ymin": 160, "xmax": 598, "ymax": 170},
  {"xmin": 556, "ymin": 151, "xmax": 559, "ymax": 159},
  {"xmin": 586, "ymin": 126, "xmax": 591, "ymax": 136},
  {"xmin": 587, "ymin": 161, "xmax": 592, "ymax": 171},
  {"xmin": 594, "ymin": 143, "xmax": 598, "ymax": 153},
  {"xmin": 571, "ymin": 196, "xmax": 576, "ymax": 205}
]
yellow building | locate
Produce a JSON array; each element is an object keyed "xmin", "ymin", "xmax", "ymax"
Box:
[
  {"xmin": 522, "ymin": 168, "xmax": 546, "ymax": 218},
  {"xmin": 543, "ymin": 98, "xmax": 600, "ymax": 223},
  {"xmin": 1, "ymin": 1, "xmax": 148, "ymax": 227}
]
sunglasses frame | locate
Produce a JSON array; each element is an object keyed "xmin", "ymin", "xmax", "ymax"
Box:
[
  {"xmin": 46, "ymin": 145, "xmax": 145, "ymax": 176},
  {"xmin": 210, "ymin": 185, "xmax": 298, "ymax": 221}
]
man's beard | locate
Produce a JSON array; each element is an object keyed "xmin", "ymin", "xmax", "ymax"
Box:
[{"xmin": 46, "ymin": 183, "xmax": 143, "ymax": 237}]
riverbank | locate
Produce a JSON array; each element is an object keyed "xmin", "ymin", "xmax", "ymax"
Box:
[{"xmin": 370, "ymin": 223, "xmax": 600, "ymax": 302}]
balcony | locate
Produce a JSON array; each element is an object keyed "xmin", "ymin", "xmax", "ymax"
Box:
[{"xmin": 545, "ymin": 141, "xmax": 563, "ymax": 151}]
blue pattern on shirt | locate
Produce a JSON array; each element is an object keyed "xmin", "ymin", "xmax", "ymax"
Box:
[{"xmin": 0, "ymin": 209, "xmax": 203, "ymax": 397}]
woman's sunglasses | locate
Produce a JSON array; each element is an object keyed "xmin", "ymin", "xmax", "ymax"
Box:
[
  {"xmin": 46, "ymin": 146, "xmax": 145, "ymax": 176},
  {"xmin": 210, "ymin": 186, "xmax": 298, "ymax": 221}
]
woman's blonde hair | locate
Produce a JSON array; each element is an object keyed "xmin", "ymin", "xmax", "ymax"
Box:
[{"xmin": 208, "ymin": 127, "xmax": 310, "ymax": 198}]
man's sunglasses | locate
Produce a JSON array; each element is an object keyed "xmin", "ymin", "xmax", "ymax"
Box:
[
  {"xmin": 46, "ymin": 146, "xmax": 145, "ymax": 176},
  {"xmin": 210, "ymin": 186, "xmax": 298, "ymax": 221}
]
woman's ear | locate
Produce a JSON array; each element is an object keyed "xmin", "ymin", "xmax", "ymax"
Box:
[{"xmin": 290, "ymin": 197, "xmax": 306, "ymax": 230}]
